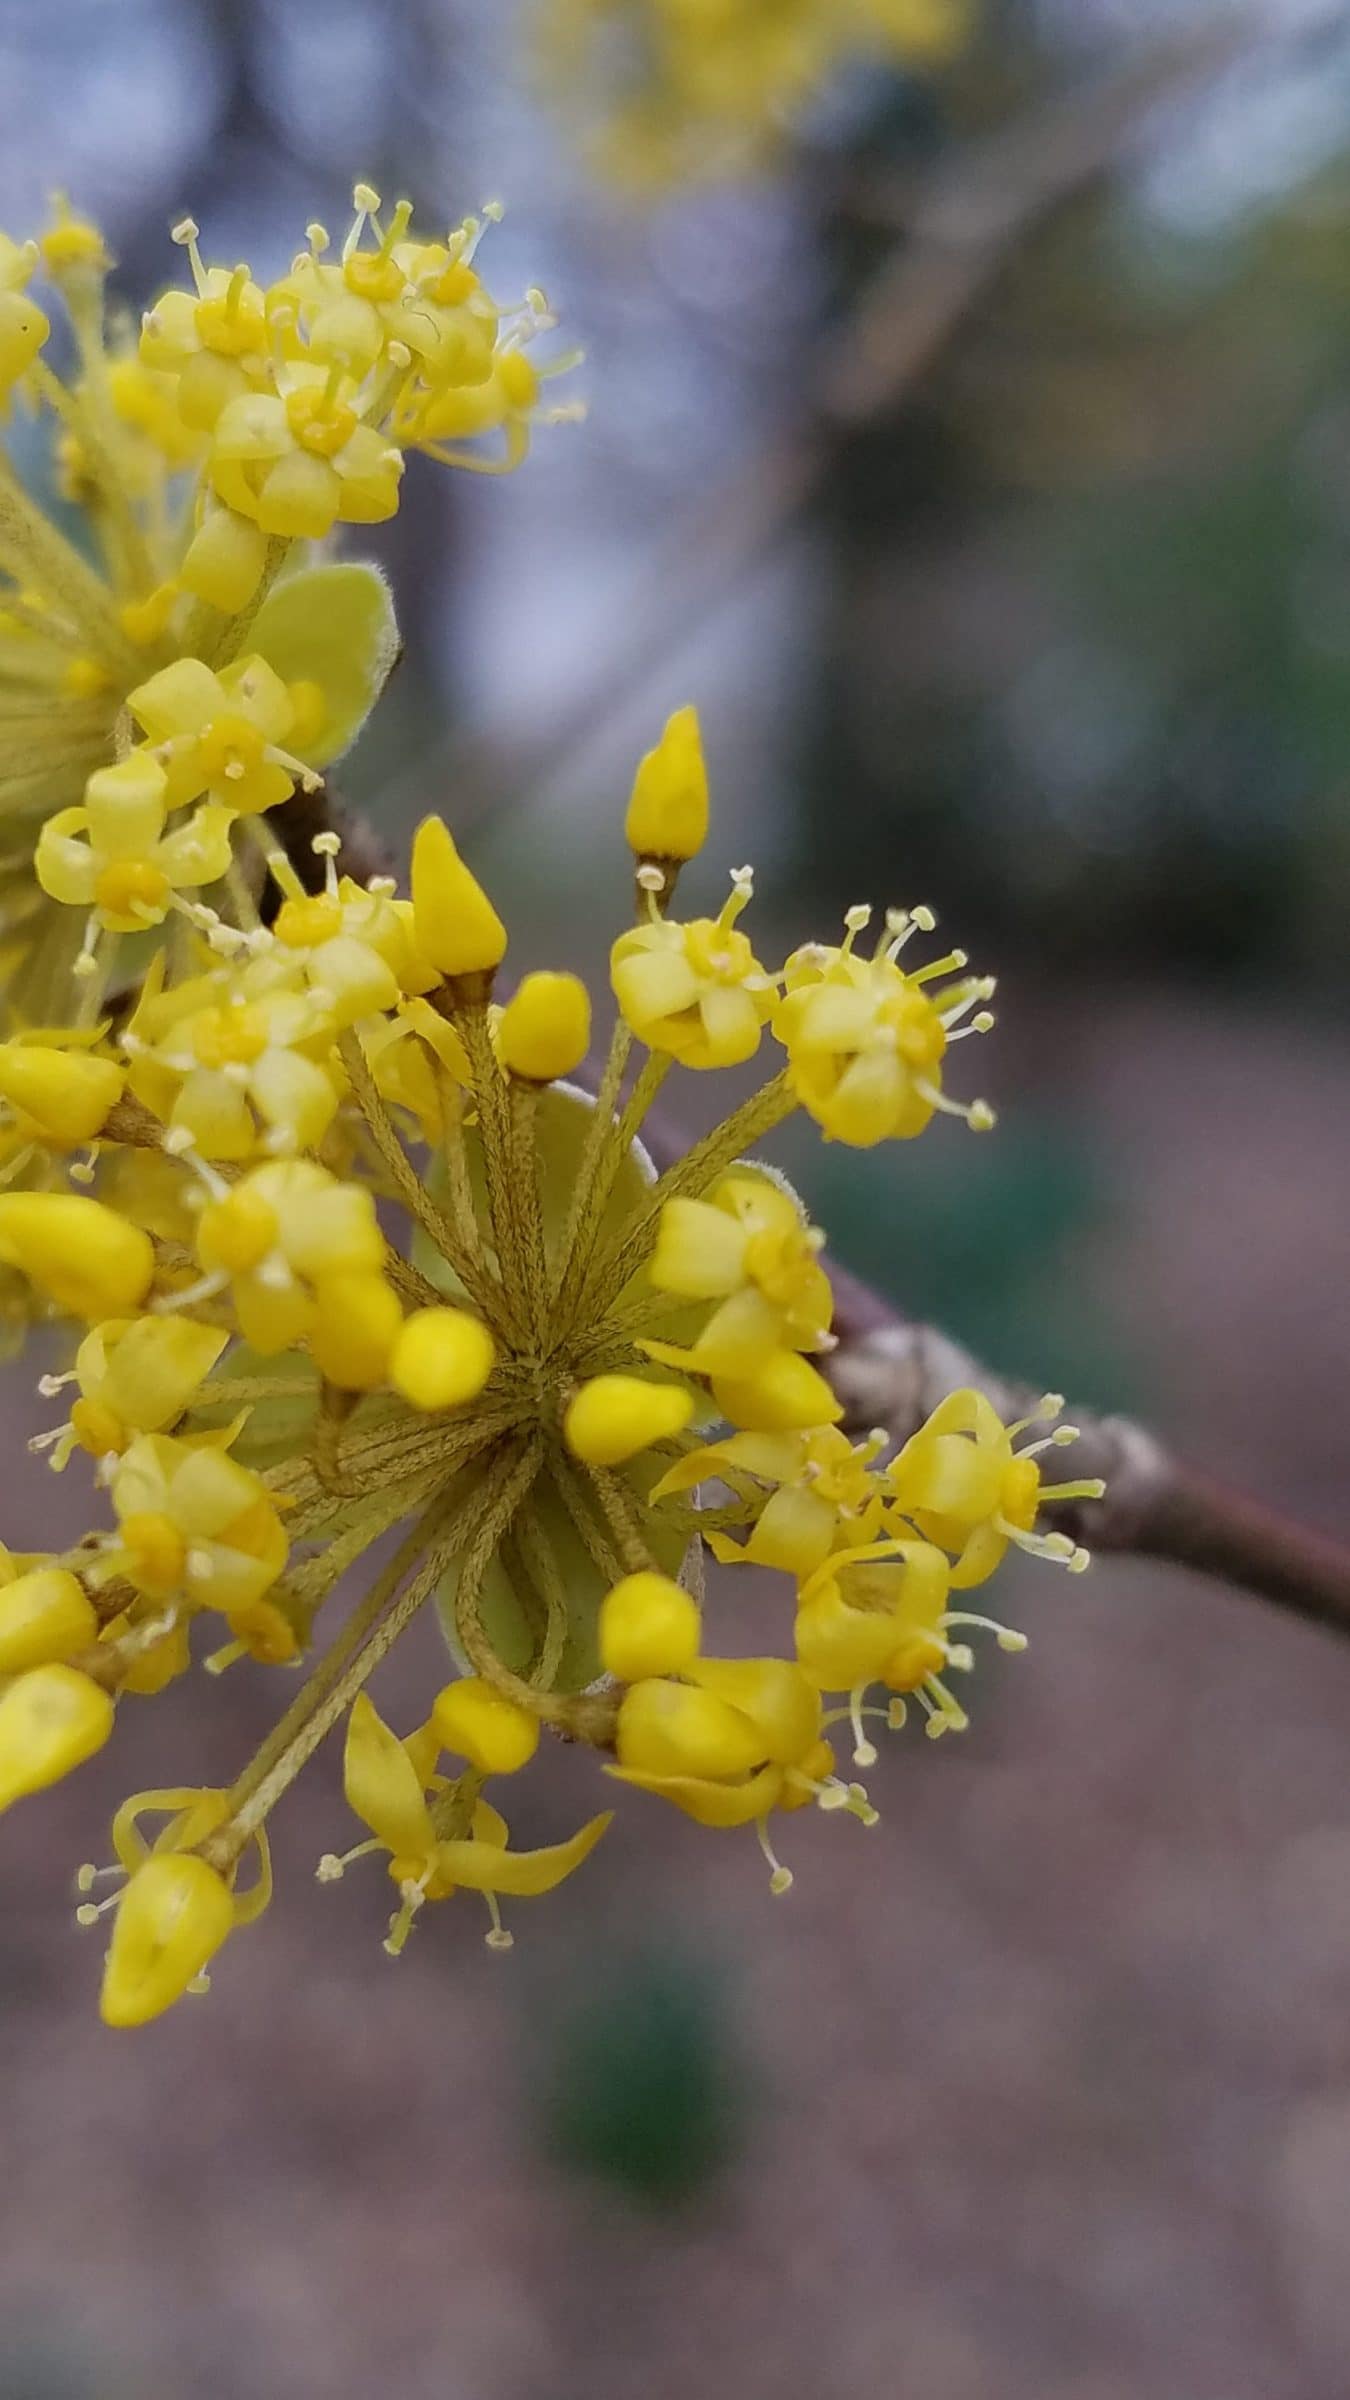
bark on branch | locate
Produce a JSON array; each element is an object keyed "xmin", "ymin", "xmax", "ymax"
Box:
[{"xmin": 824, "ymin": 1260, "xmax": 1350, "ymax": 1641}]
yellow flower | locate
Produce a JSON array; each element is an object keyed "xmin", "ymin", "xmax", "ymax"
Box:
[
  {"xmin": 611, "ymin": 869, "xmax": 776, "ymax": 1067},
  {"xmin": 108, "ymin": 1430, "xmax": 290, "ymax": 1639},
  {"xmin": 194, "ymin": 1158, "xmax": 389, "ymax": 1355},
  {"xmin": 126, "ymin": 654, "xmax": 320, "ymax": 817},
  {"xmin": 611, "ymin": 1654, "xmax": 868, "ymax": 1888},
  {"xmin": 885, "ymin": 1388, "xmax": 1103, "ymax": 1587},
  {"xmin": 126, "ymin": 950, "xmax": 342, "ymax": 1162},
  {"xmin": 59, "ymin": 1315, "xmax": 228, "ymax": 1463},
  {"xmin": 643, "ymin": 1172, "xmax": 832, "ymax": 1375},
  {"xmin": 652, "ymin": 1423, "xmax": 885, "ymax": 1576},
  {"xmin": 773, "ymin": 907, "xmax": 995, "ymax": 1146},
  {"xmin": 139, "ymin": 223, "xmax": 270, "ymax": 428},
  {"xmin": 326, "ymin": 1692, "xmax": 611, "ymax": 1953},
  {"xmin": 35, "ymin": 752, "xmax": 235, "ymax": 940},
  {"xmin": 96, "ymin": 1785, "xmax": 272, "ymax": 2026}
]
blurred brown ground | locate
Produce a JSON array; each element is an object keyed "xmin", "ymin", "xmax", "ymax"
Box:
[{"xmin": 2, "ymin": 987, "xmax": 1349, "ymax": 2400}]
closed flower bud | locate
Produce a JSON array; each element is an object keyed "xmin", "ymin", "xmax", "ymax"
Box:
[
  {"xmin": 563, "ymin": 1373, "xmax": 694, "ymax": 1468},
  {"xmin": 411, "ymin": 815, "xmax": 506, "ymax": 978},
  {"xmin": 389, "ymin": 1306, "xmax": 496, "ymax": 1411},
  {"xmin": 0, "ymin": 1043, "xmax": 123, "ymax": 1145},
  {"xmin": 0, "ymin": 1665, "xmax": 114, "ymax": 1812},
  {"xmin": 431, "ymin": 1677, "xmax": 540, "ymax": 1774},
  {"xmin": 100, "ymin": 1853, "xmax": 236, "ymax": 2028},
  {"xmin": 179, "ymin": 505, "xmax": 269, "ymax": 610},
  {"xmin": 497, "ymin": 972, "xmax": 591, "ymax": 1083},
  {"xmin": 0, "ymin": 1568, "xmax": 98, "ymax": 1674},
  {"xmin": 307, "ymin": 1270, "xmax": 403, "ymax": 1391},
  {"xmin": 600, "ymin": 1571, "xmax": 701, "ymax": 1682},
  {"xmin": 0, "ymin": 1193, "xmax": 155, "ymax": 1319},
  {"xmin": 624, "ymin": 706, "xmax": 709, "ymax": 862}
]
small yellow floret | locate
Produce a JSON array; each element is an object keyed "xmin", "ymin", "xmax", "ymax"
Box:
[
  {"xmin": 497, "ymin": 972, "xmax": 591, "ymax": 1083},
  {"xmin": 431, "ymin": 1677, "xmax": 540, "ymax": 1774},
  {"xmin": 563, "ymin": 1373, "xmax": 694, "ymax": 1467},
  {"xmin": 0, "ymin": 1664, "xmax": 113, "ymax": 1812},
  {"xmin": 0, "ymin": 1193, "xmax": 155, "ymax": 1319},
  {"xmin": 624, "ymin": 704, "xmax": 709, "ymax": 862},
  {"xmin": 0, "ymin": 1568, "xmax": 98, "ymax": 1675},
  {"xmin": 100, "ymin": 1853, "xmax": 236, "ymax": 2028},
  {"xmin": 599, "ymin": 1571, "xmax": 701, "ymax": 1682},
  {"xmin": 410, "ymin": 815, "xmax": 507, "ymax": 977}
]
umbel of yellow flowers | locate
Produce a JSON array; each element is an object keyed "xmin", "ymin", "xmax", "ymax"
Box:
[{"xmin": 0, "ymin": 674, "xmax": 1103, "ymax": 2026}]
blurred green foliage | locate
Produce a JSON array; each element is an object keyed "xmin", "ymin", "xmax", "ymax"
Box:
[{"xmin": 532, "ymin": 1943, "xmax": 750, "ymax": 2206}]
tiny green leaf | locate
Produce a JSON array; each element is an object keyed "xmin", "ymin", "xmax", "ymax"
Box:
[{"xmin": 249, "ymin": 561, "xmax": 401, "ymax": 768}]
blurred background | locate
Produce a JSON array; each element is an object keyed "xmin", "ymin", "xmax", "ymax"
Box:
[{"xmin": 3, "ymin": 0, "xmax": 1350, "ymax": 2393}]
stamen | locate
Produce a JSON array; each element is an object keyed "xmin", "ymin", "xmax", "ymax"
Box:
[
  {"xmin": 483, "ymin": 1892, "xmax": 514, "ymax": 1950},
  {"xmin": 848, "ymin": 1685, "xmax": 878, "ymax": 1768},
  {"xmin": 170, "ymin": 217, "xmax": 207, "ymax": 297},
  {"xmin": 755, "ymin": 1818, "xmax": 793, "ymax": 1895}
]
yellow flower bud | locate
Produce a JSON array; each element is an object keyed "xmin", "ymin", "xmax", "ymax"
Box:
[
  {"xmin": 307, "ymin": 1270, "xmax": 403, "ymax": 1391},
  {"xmin": 389, "ymin": 1306, "xmax": 496, "ymax": 1411},
  {"xmin": 624, "ymin": 706, "xmax": 709, "ymax": 862},
  {"xmin": 179, "ymin": 505, "xmax": 269, "ymax": 611},
  {"xmin": 431, "ymin": 1677, "xmax": 540, "ymax": 1774},
  {"xmin": 100, "ymin": 1853, "xmax": 236, "ymax": 2028},
  {"xmin": 710, "ymin": 1350, "xmax": 842, "ymax": 1433},
  {"xmin": 410, "ymin": 815, "xmax": 506, "ymax": 978},
  {"xmin": 497, "ymin": 972, "xmax": 591, "ymax": 1083},
  {"xmin": 0, "ymin": 1193, "xmax": 155, "ymax": 1319},
  {"xmin": 0, "ymin": 1568, "xmax": 98, "ymax": 1674},
  {"xmin": 599, "ymin": 1571, "xmax": 701, "ymax": 1682},
  {"xmin": 0, "ymin": 1665, "xmax": 114, "ymax": 1812},
  {"xmin": 0, "ymin": 1043, "xmax": 123, "ymax": 1145},
  {"xmin": 563, "ymin": 1373, "xmax": 695, "ymax": 1467}
]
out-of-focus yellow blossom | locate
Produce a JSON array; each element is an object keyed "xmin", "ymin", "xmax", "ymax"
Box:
[
  {"xmin": 47, "ymin": 1314, "xmax": 228, "ymax": 1467},
  {"xmin": 194, "ymin": 1157, "xmax": 391, "ymax": 1362},
  {"xmin": 538, "ymin": 0, "xmax": 975, "ymax": 188},
  {"xmin": 0, "ymin": 622, "xmax": 1098, "ymax": 2014},
  {"xmin": 125, "ymin": 972, "xmax": 341, "ymax": 1164},
  {"xmin": 0, "ymin": 234, "xmax": 48, "ymax": 403}
]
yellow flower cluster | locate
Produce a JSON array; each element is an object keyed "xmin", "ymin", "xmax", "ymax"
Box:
[
  {"xmin": 0, "ymin": 186, "xmax": 576, "ymax": 1030},
  {"xmin": 0, "ymin": 695, "xmax": 1102, "ymax": 2026},
  {"xmin": 538, "ymin": 0, "xmax": 974, "ymax": 185}
]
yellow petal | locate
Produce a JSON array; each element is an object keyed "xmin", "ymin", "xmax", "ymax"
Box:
[
  {"xmin": 431, "ymin": 1809, "xmax": 611, "ymax": 1897},
  {"xmin": 342, "ymin": 1691, "xmax": 435, "ymax": 1860}
]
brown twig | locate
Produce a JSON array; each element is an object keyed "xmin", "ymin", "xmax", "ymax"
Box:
[{"xmin": 824, "ymin": 1262, "xmax": 1350, "ymax": 1641}]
